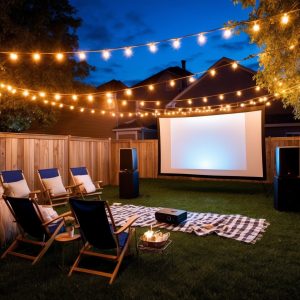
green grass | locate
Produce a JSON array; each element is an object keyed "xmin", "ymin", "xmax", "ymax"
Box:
[{"xmin": 1, "ymin": 179, "xmax": 300, "ymax": 300}]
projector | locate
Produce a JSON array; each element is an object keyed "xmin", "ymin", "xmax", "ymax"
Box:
[{"xmin": 155, "ymin": 208, "xmax": 187, "ymax": 225}]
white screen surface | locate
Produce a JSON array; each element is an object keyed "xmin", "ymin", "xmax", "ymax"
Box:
[{"xmin": 159, "ymin": 110, "xmax": 264, "ymax": 178}]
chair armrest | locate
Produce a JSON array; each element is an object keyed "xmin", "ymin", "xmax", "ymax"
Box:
[
  {"xmin": 66, "ymin": 183, "xmax": 82, "ymax": 191},
  {"xmin": 93, "ymin": 181, "xmax": 103, "ymax": 189},
  {"xmin": 114, "ymin": 215, "xmax": 139, "ymax": 235},
  {"xmin": 43, "ymin": 211, "xmax": 72, "ymax": 226},
  {"xmin": 29, "ymin": 190, "xmax": 41, "ymax": 199}
]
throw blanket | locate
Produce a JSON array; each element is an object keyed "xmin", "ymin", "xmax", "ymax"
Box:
[{"xmin": 110, "ymin": 204, "xmax": 270, "ymax": 244}]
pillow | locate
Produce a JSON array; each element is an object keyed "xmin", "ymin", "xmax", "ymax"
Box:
[
  {"xmin": 42, "ymin": 176, "xmax": 67, "ymax": 195},
  {"xmin": 34, "ymin": 205, "xmax": 59, "ymax": 223},
  {"xmin": 73, "ymin": 174, "xmax": 96, "ymax": 193},
  {"xmin": 5, "ymin": 179, "xmax": 31, "ymax": 198}
]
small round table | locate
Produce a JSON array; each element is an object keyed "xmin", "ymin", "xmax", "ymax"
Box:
[{"xmin": 55, "ymin": 232, "xmax": 81, "ymax": 269}]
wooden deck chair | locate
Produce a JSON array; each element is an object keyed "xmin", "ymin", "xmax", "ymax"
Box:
[
  {"xmin": 1, "ymin": 196, "xmax": 70, "ymax": 265},
  {"xmin": 0, "ymin": 170, "xmax": 41, "ymax": 200},
  {"xmin": 68, "ymin": 198, "xmax": 138, "ymax": 284},
  {"xmin": 70, "ymin": 167, "xmax": 103, "ymax": 200},
  {"xmin": 37, "ymin": 168, "xmax": 79, "ymax": 207}
]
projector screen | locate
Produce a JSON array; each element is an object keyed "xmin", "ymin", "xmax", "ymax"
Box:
[{"xmin": 159, "ymin": 109, "xmax": 265, "ymax": 179}]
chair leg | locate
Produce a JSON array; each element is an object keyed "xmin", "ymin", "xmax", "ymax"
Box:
[
  {"xmin": 68, "ymin": 242, "xmax": 89, "ymax": 277},
  {"xmin": 1, "ymin": 236, "xmax": 20, "ymax": 259},
  {"xmin": 32, "ymin": 221, "xmax": 64, "ymax": 265},
  {"xmin": 109, "ymin": 229, "xmax": 134, "ymax": 285}
]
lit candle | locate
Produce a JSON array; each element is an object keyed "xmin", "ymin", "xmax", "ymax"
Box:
[{"xmin": 144, "ymin": 230, "xmax": 153, "ymax": 241}]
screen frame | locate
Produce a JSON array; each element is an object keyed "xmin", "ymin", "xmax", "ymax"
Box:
[{"xmin": 157, "ymin": 106, "xmax": 266, "ymax": 180}]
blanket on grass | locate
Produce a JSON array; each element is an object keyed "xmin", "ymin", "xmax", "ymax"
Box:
[{"xmin": 110, "ymin": 204, "xmax": 269, "ymax": 244}]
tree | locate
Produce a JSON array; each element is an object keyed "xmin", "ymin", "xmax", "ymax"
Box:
[
  {"xmin": 233, "ymin": 0, "xmax": 300, "ymax": 118},
  {"xmin": 0, "ymin": 0, "xmax": 94, "ymax": 131}
]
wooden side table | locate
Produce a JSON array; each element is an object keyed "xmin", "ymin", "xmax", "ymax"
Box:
[{"xmin": 55, "ymin": 232, "xmax": 81, "ymax": 269}]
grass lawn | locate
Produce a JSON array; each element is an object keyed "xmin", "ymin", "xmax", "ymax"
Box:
[{"xmin": 1, "ymin": 178, "xmax": 299, "ymax": 300}]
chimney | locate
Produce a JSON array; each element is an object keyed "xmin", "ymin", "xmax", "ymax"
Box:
[{"xmin": 181, "ymin": 60, "xmax": 186, "ymax": 71}]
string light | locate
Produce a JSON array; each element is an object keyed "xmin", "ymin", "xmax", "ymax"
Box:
[
  {"xmin": 236, "ymin": 91, "xmax": 242, "ymax": 96},
  {"xmin": 197, "ymin": 34, "xmax": 206, "ymax": 45},
  {"xmin": 23, "ymin": 90, "xmax": 29, "ymax": 97},
  {"xmin": 169, "ymin": 80, "xmax": 176, "ymax": 87},
  {"xmin": 253, "ymin": 23, "xmax": 260, "ymax": 32},
  {"xmin": 188, "ymin": 99, "xmax": 193, "ymax": 105},
  {"xmin": 55, "ymin": 53, "xmax": 64, "ymax": 61},
  {"xmin": 172, "ymin": 39, "xmax": 181, "ymax": 49},
  {"xmin": 156, "ymin": 101, "xmax": 160, "ymax": 106},
  {"xmin": 124, "ymin": 47, "xmax": 133, "ymax": 57},
  {"xmin": 72, "ymin": 95, "xmax": 78, "ymax": 101},
  {"xmin": 9, "ymin": 53, "xmax": 18, "ymax": 61},
  {"xmin": 80, "ymin": 108, "xmax": 85, "ymax": 112},
  {"xmin": 32, "ymin": 53, "xmax": 41, "ymax": 61},
  {"xmin": 102, "ymin": 50, "xmax": 111, "ymax": 60},
  {"xmin": 223, "ymin": 28, "xmax": 232, "ymax": 39},
  {"xmin": 87, "ymin": 95, "xmax": 94, "ymax": 102},
  {"xmin": 219, "ymin": 94, "xmax": 224, "ymax": 100},
  {"xmin": 39, "ymin": 92, "xmax": 46, "ymax": 97},
  {"xmin": 91, "ymin": 109, "xmax": 95, "ymax": 114},
  {"xmin": 140, "ymin": 101, "xmax": 145, "ymax": 106},
  {"xmin": 59, "ymin": 103, "xmax": 64, "ymax": 108},
  {"xmin": 70, "ymin": 105, "xmax": 74, "ymax": 110},
  {"xmin": 148, "ymin": 43, "xmax": 158, "ymax": 53},
  {"xmin": 210, "ymin": 69, "xmax": 216, "ymax": 77},
  {"xmin": 106, "ymin": 92, "xmax": 113, "ymax": 98},
  {"xmin": 281, "ymin": 13, "xmax": 289, "ymax": 25},
  {"xmin": 122, "ymin": 100, "xmax": 127, "ymax": 106},
  {"xmin": 255, "ymin": 86, "xmax": 261, "ymax": 91},
  {"xmin": 203, "ymin": 97, "xmax": 207, "ymax": 103},
  {"xmin": 125, "ymin": 89, "xmax": 132, "ymax": 96},
  {"xmin": 189, "ymin": 76, "xmax": 196, "ymax": 83},
  {"xmin": 78, "ymin": 52, "xmax": 86, "ymax": 61},
  {"xmin": 148, "ymin": 85, "xmax": 154, "ymax": 91},
  {"xmin": 232, "ymin": 62, "xmax": 238, "ymax": 69},
  {"xmin": 107, "ymin": 98, "xmax": 113, "ymax": 104},
  {"xmin": 54, "ymin": 94, "xmax": 61, "ymax": 101}
]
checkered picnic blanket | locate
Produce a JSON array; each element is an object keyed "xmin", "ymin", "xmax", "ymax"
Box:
[{"xmin": 110, "ymin": 204, "xmax": 269, "ymax": 244}]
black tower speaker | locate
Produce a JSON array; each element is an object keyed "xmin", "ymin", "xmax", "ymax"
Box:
[
  {"xmin": 274, "ymin": 176, "xmax": 300, "ymax": 211},
  {"xmin": 274, "ymin": 146, "xmax": 300, "ymax": 211},
  {"xmin": 120, "ymin": 148, "xmax": 138, "ymax": 171},
  {"xmin": 276, "ymin": 146, "xmax": 300, "ymax": 177},
  {"xmin": 119, "ymin": 148, "xmax": 139, "ymax": 199},
  {"xmin": 119, "ymin": 170, "xmax": 139, "ymax": 199}
]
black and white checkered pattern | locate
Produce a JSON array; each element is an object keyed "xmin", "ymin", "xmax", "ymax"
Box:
[{"xmin": 110, "ymin": 205, "xmax": 269, "ymax": 244}]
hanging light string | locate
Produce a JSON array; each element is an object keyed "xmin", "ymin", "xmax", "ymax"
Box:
[
  {"xmin": 0, "ymin": 82, "xmax": 298, "ymax": 117},
  {"xmin": 1, "ymin": 9, "xmax": 298, "ymax": 60}
]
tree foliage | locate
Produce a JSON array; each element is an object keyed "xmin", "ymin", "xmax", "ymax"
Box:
[
  {"xmin": 233, "ymin": 0, "xmax": 300, "ymax": 118},
  {"xmin": 0, "ymin": 0, "xmax": 94, "ymax": 132}
]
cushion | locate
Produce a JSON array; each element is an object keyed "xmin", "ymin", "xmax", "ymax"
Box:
[
  {"xmin": 42, "ymin": 176, "xmax": 67, "ymax": 195},
  {"xmin": 4, "ymin": 179, "xmax": 31, "ymax": 198},
  {"xmin": 73, "ymin": 174, "xmax": 96, "ymax": 193},
  {"xmin": 38, "ymin": 206, "xmax": 59, "ymax": 223}
]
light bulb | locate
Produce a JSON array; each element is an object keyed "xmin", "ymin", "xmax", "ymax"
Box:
[
  {"xmin": 219, "ymin": 94, "xmax": 224, "ymax": 100},
  {"xmin": 122, "ymin": 100, "xmax": 127, "ymax": 106},
  {"xmin": 232, "ymin": 62, "xmax": 238, "ymax": 69},
  {"xmin": 72, "ymin": 95, "xmax": 78, "ymax": 101},
  {"xmin": 39, "ymin": 92, "xmax": 46, "ymax": 97},
  {"xmin": 281, "ymin": 14, "xmax": 289, "ymax": 25},
  {"xmin": 197, "ymin": 34, "xmax": 206, "ymax": 45},
  {"xmin": 223, "ymin": 28, "xmax": 232, "ymax": 39},
  {"xmin": 169, "ymin": 80, "xmax": 175, "ymax": 87},
  {"xmin": 91, "ymin": 109, "xmax": 95, "ymax": 114},
  {"xmin": 23, "ymin": 90, "xmax": 29, "ymax": 97},
  {"xmin": 148, "ymin": 85, "xmax": 154, "ymax": 91},
  {"xmin": 87, "ymin": 95, "xmax": 94, "ymax": 102},
  {"xmin": 32, "ymin": 53, "xmax": 41, "ymax": 61},
  {"xmin": 102, "ymin": 50, "xmax": 111, "ymax": 60},
  {"xmin": 172, "ymin": 39, "xmax": 181, "ymax": 49},
  {"xmin": 210, "ymin": 69, "xmax": 216, "ymax": 76},
  {"xmin": 156, "ymin": 101, "xmax": 160, "ymax": 106},
  {"xmin": 203, "ymin": 97, "xmax": 207, "ymax": 103},
  {"xmin": 148, "ymin": 43, "xmax": 158, "ymax": 53},
  {"xmin": 255, "ymin": 86, "xmax": 260, "ymax": 91},
  {"xmin": 125, "ymin": 89, "xmax": 132, "ymax": 96},
  {"xmin": 80, "ymin": 108, "xmax": 85, "ymax": 112},
  {"xmin": 54, "ymin": 94, "xmax": 61, "ymax": 101},
  {"xmin": 59, "ymin": 103, "xmax": 64, "ymax": 108},
  {"xmin": 237, "ymin": 91, "xmax": 242, "ymax": 96},
  {"xmin": 140, "ymin": 101, "xmax": 145, "ymax": 106},
  {"xmin": 70, "ymin": 105, "xmax": 74, "ymax": 110},
  {"xmin": 56, "ymin": 53, "xmax": 64, "ymax": 61},
  {"xmin": 124, "ymin": 47, "xmax": 133, "ymax": 57},
  {"xmin": 189, "ymin": 76, "xmax": 196, "ymax": 83},
  {"xmin": 78, "ymin": 52, "xmax": 86, "ymax": 61},
  {"xmin": 188, "ymin": 99, "xmax": 192, "ymax": 105},
  {"xmin": 253, "ymin": 23, "xmax": 260, "ymax": 32},
  {"xmin": 9, "ymin": 53, "xmax": 18, "ymax": 61}
]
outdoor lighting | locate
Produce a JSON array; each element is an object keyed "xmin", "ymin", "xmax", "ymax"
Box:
[
  {"xmin": 210, "ymin": 69, "xmax": 216, "ymax": 76},
  {"xmin": 197, "ymin": 33, "xmax": 206, "ymax": 45},
  {"xmin": 70, "ymin": 105, "xmax": 74, "ymax": 110},
  {"xmin": 266, "ymin": 101, "xmax": 271, "ymax": 106},
  {"xmin": 125, "ymin": 89, "xmax": 132, "ymax": 96},
  {"xmin": 23, "ymin": 90, "xmax": 29, "ymax": 97},
  {"xmin": 101, "ymin": 110, "xmax": 105, "ymax": 114},
  {"xmin": 172, "ymin": 39, "xmax": 181, "ymax": 49},
  {"xmin": 43, "ymin": 100, "xmax": 49, "ymax": 104},
  {"xmin": 78, "ymin": 52, "xmax": 86, "ymax": 61},
  {"xmin": 237, "ymin": 91, "xmax": 242, "ymax": 96},
  {"xmin": 148, "ymin": 84, "xmax": 154, "ymax": 91},
  {"xmin": 169, "ymin": 80, "xmax": 175, "ymax": 87},
  {"xmin": 232, "ymin": 62, "xmax": 238, "ymax": 69},
  {"xmin": 55, "ymin": 53, "xmax": 64, "ymax": 61},
  {"xmin": 122, "ymin": 100, "xmax": 127, "ymax": 106},
  {"xmin": 32, "ymin": 53, "xmax": 41, "ymax": 61},
  {"xmin": 203, "ymin": 97, "xmax": 207, "ymax": 103},
  {"xmin": 148, "ymin": 43, "xmax": 158, "ymax": 53},
  {"xmin": 120, "ymin": 113, "xmax": 124, "ymax": 117},
  {"xmin": 39, "ymin": 92, "xmax": 46, "ymax": 97},
  {"xmin": 189, "ymin": 76, "xmax": 196, "ymax": 83},
  {"xmin": 102, "ymin": 50, "xmax": 111, "ymax": 60},
  {"xmin": 91, "ymin": 109, "xmax": 95, "ymax": 114},
  {"xmin": 129, "ymin": 112, "xmax": 133, "ymax": 117},
  {"xmin": 240, "ymin": 103, "xmax": 245, "ymax": 107},
  {"xmin": 188, "ymin": 99, "xmax": 192, "ymax": 105},
  {"xmin": 255, "ymin": 86, "xmax": 260, "ymax": 91},
  {"xmin": 223, "ymin": 28, "xmax": 232, "ymax": 39},
  {"xmin": 219, "ymin": 94, "xmax": 224, "ymax": 100},
  {"xmin": 253, "ymin": 23, "xmax": 260, "ymax": 32},
  {"xmin": 156, "ymin": 101, "xmax": 160, "ymax": 106},
  {"xmin": 31, "ymin": 96, "xmax": 37, "ymax": 101},
  {"xmin": 106, "ymin": 92, "xmax": 112, "ymax": 98},
  {"xmin": 72, "ymin": 95, "xmax": 78, "ymax": 101},
  {"xmin": 124, "ymin": 47, "xmax": 133, "ymax": 57},
  {"xmin": 80, "ymin": 108, "xmax": 84, "ymax": 112},
  {"xmin": 107, "ymin": 98, "xmax": 113, "ymax": 104},
  {"xmin": 140, "ymin": 101, "xmax": 145, "ymax": 106},
  {"xmin": 54, "ymin": 94, "xmax": 61, "ymax": 101},
  {"xmin": 9, "ymin": 53, "xmax": 18, "ymax": 61},
  {"xmin": 59, "ymin": 103, "xmax": 64, "ymax": 108},
  {"xmin": 281, "ymin": 14, "xmax": 289, "ymax": 25},
  {"xmin": 87, "ymin": 95, "xmax": 94, "ymax": 102}
]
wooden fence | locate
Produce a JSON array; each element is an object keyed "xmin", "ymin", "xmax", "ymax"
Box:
[{"xmin": 0, "ymin": 132, "xmax": 300, "ymax": 189}]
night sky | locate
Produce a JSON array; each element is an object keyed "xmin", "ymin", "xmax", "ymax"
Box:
[{"xmin": 70, "ymin": 0, "xmax": 259, "ymax": 87}]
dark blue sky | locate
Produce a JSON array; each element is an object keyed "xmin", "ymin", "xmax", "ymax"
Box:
[{"xmin": 70, "ymin": 0, "xmax": 259, "ymax": 87}]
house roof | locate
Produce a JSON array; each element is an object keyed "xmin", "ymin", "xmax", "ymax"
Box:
[
  {"xmin": 132, "ymin": 66, "xmax": 193, "ymax": 87},
  {"xmin": 96, "ymin": 79, "xmax": 128, "ymax": 91}
]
